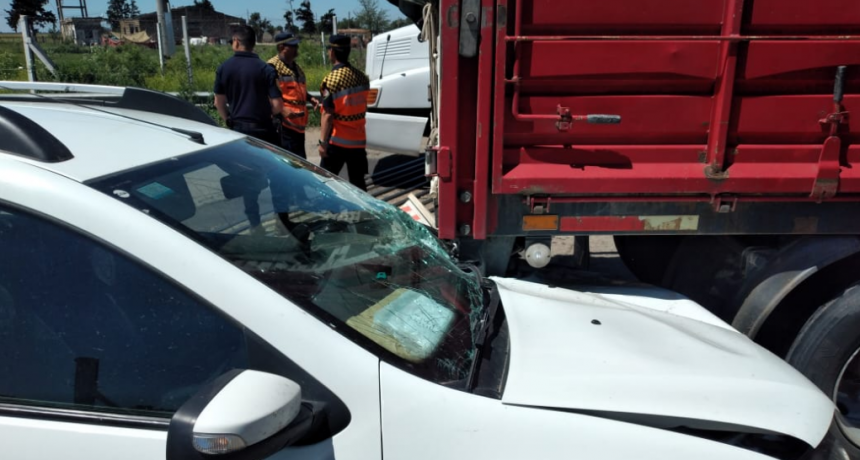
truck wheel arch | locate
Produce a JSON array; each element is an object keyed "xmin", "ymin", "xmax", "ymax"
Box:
[{"xmin": 731, "ymin": 237, "xmax": 860, "ymax": 346}]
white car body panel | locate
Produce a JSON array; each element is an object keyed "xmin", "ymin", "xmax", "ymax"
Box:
[
  {"xmin": 0, "ymin": 158, "xmax": 383, "ymax": 460},
  {"xmin": 0, "ymin": 417, "xmax": 165, "ymax": 460},
  {"xmin": 379, "ymin": 362, "xmax": 773, "ymax": 460},
  {"xmin": 494, "ymin": 277, "xmax": 834, "ymax": 446},
  {"xmin": 0, "ymin": 101, "xmax": 240, "ymax": 182},
  {"xmin": 366, "ymin": 112, "xmax": 427, "ymax": 153}
]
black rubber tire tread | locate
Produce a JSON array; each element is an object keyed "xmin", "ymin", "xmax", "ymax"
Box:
[{"xmin": 788, "ymin": 284, "xmax": 860, "ymax": 460}]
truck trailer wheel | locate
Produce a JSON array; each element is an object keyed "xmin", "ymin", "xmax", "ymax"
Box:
[{"xmin": 787, "ymin": 285, "xmax": 860, "ymax": 460}]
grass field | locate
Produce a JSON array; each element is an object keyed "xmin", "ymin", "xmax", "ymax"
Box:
[{"xmin": 0, "ymin": 33, "xmax": 367, "ymax": 126}]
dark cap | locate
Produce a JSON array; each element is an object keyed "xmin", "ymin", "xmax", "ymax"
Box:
[
  {"xmin": 274, "ymin": 31, "xmax": 300, "ymax": 46},
  {"xmin": 327, "ymin": 34, "xmax": 351, "ymax": 49}
]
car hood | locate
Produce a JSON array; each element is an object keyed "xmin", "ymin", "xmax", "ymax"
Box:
[{"xmin": 493, "ymin": 277, "xmax": 834, "ymax": 447}]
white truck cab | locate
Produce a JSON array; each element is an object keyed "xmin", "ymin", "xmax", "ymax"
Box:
[{"xmin": 364, "ymin": 25, "xmax": 431, "ymax": 154}]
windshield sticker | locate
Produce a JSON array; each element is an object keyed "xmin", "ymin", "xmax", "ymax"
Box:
[
  {"xmin": 112, "ymin": 189, "xmax": 130, "ymax": 199},
  {"xmin": 136, "ymin": 182, "xmax": 175, "ymax": 200}
]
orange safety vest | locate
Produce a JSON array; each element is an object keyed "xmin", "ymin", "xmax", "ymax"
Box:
[
  {"xmin": 267, "ymin": 56, "xmax": 308, "ymax": 134},
  {"xmin": 321, "ymin": 64, "xmax": 370, "ymax": 149}
]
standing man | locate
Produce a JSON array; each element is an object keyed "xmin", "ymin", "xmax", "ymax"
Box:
[
  {"xmin": 214, "ymin": 25, "xmax": 283, "ymax": 144},
  {"xmin": 318, "ymin": 34, "xmax": 371, "ymax": 191},
  {"xmin": 267, "ymin": 32, "xmax": 319, "ymax": 159}
]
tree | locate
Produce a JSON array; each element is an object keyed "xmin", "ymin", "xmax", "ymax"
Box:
[
  {"xmin": 107, "ymin": 0, "xmax": 139, "ymax": 30},
  {"xmin": 5, "ymin": 0, "xmax": 57, "ymax": 32},
  {"xmin": 283, "ymin": 10, "xmax": 296, "ymax": 33},
  {"xmin": 354, "ymin": 0, "xmax": 389, "ymax": 35},
  {"xmin": 248, "ymin": 12, "xmax": 263, "ymax": 42},
  {"xmin": 193, "ymin": 0, "xmax": 215, "ymax": 11},
  {"xmin": 295, "ymin": 0, "xmax": 315, "ymax": 35},
  {"xmin": 106, "ymin": 0, "xmax": 126, "ymax": 29},
  {"xmin": 339, "ymin": 16, "xmax": 360, "ymax": 29},
  {"xmin": 319, "ymin": 8, "xmax": 335, "ymax": 35},
  {"xmin": 125, "ymin": 0, "xmax": 140, "ymax": 18},
  {"xmin": 389, "ymin": 17, "xmax": 412, "ymax": 30}
]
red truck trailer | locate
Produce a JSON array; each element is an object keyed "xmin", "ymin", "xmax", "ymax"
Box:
[{"xmin": 388, "ymin": 0, "xmax": 860, "ymax": 457}]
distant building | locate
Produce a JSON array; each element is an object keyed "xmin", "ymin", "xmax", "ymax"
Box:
[
  {"xmin": 118, "ymin": 19, "xmax": 142, "ymax": 36},
  {"xmin": 61, "ymin": 17, "xmax": 104, "ymax": 46},
  {"xmin": 137, "ymin": 5, "xmax": 245, "ymax": 43}
]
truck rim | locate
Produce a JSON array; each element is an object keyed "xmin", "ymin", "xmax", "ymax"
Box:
[{"xmin": 836, "ymin": 346, "xmax": 860, "ymax": 446}]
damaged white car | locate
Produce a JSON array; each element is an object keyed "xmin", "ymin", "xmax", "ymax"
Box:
[{"xmin": 0, "ymin": 84, "xmax": 834, "ymax": 460}]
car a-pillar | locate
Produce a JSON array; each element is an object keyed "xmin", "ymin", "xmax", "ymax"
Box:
[{"xmin": 615, "ymin": 234, "xmax": 860, "ymax": 459}]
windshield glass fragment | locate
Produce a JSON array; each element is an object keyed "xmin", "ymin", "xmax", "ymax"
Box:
[{"xmin": 89, "ymin": 139, "xmax": 484, "ymax": 385}]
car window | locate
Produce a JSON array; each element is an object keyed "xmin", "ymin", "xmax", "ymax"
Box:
[{"xmin": 0, "ymin": 206, "xmax": 248, "ymax": 418}]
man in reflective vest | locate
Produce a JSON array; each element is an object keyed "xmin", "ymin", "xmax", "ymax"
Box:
[
  {"xmin": 318, "ymin": 34, "xmax": 371, "ymax": 191},
  {"xmin": 267, "ymin": 32, "xmax": 318, "ymax": 159}
]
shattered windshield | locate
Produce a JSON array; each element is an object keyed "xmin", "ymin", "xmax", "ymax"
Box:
[{"xmin": 88, "ymin": 139, "xmax": 483, "ymax": 385}]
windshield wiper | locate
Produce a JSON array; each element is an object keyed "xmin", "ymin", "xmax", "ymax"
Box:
[{"xmin": 465, "ymin": 279, "xmax": 500, "ymax": 392}]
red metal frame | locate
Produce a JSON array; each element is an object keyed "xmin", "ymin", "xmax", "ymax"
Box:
[
  {"xmin": 471, "ymin": 0, "xmax": 496, "ymax": 239},
  {"xmin": 438, "ymin": 0, "xmax": 859, "ymax": 238}
]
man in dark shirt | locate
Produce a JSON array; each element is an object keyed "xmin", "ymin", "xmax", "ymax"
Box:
[{"xmin": 214, "ymin": 25, "xmax": 283, "ymax": 144}]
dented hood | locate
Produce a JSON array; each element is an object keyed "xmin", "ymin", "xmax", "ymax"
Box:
[{"xmin": 493, "ymin": 277, "xmax": 834, "ymax": 447}]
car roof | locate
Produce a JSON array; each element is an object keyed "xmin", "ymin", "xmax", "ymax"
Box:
[{"xmin": 0, "ymin": 87, "xmax": 245, "ymax": 182}]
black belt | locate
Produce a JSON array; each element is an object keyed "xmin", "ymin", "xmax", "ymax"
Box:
[{"xmin": 232, "ymin": 121, "xmax": 270, "ymax": 131}]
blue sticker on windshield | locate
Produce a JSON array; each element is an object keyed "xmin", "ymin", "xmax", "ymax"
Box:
[{"xmin": 137, "ymin": 182, "xmax": 174, "ymax": 200}]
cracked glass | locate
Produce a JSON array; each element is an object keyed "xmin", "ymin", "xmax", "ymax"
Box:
[{"xmin": 89, "ymin": 139, "xmax": 484, "ymax": 386}]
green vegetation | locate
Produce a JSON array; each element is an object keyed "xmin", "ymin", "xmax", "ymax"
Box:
[{"xmin": 0, "ymin": 33, "xmax": 368, "ymax": 127}]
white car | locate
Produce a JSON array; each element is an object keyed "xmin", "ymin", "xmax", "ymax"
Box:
[{"xmin": 0, "ymin": 82, "xmax": 835, "ymax": 460}]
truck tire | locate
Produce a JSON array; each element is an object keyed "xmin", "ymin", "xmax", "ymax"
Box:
[{"xmin": 787, "ymin": 285, "xmax": 860, "ymax": 460}]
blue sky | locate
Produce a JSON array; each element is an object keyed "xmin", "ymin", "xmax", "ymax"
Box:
[{"xmin": 1, "ymin": 0, "xmax": 405, "ymax": 32}]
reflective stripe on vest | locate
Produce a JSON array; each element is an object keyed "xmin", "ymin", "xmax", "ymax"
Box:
[{"xmin": 329, "ymin": 84, "xmax": 369, "ymax": 149}]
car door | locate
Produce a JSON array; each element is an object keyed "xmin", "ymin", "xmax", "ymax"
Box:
[{"xmin": 0, "ymin": 171, "xmax": 382, "ymax": 460}]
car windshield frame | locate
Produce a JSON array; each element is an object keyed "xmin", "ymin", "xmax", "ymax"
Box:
[{"xmin": 86, "ymin": 138, "xmax": 485, "ymax": 387}]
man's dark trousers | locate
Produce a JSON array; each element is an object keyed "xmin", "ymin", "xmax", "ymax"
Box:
[{"xmin": 320, "ymin": 144, "xmax": 368, "ymax": 191}]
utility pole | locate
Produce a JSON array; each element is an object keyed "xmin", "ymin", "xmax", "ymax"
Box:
[{"xmin": 182, "ymin": 16, "xmax": 193, "ymax": 87}]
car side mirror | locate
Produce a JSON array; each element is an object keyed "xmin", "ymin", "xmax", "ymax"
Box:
[{"xmin": 166, "ymin": 369, "xmax": 312, "ymax": 460}]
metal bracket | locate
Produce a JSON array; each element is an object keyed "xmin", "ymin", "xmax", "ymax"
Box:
[
  {"xmin": 435, "ymin": 146, "xmax": 452, "ymax": 180},
  {"xmin": 712, "ymin": 196, "xmax": 738, "ymax": 213},
  {"xmin": 812, "ymin": 66, "xmax": 850, "ymax": 201},
  {"xmin": 527, "ymin": 196, "xmax": 551, "ymax": 214},
  {"xmin": 458, "ymin": 0, "xmax": 480, "ymax": 57},
  {"xmin": 811, "ymin": 136, "xmax": 842, "ymax": 201},
  {"xmin": 556, "ymin": 106, "xmax": 572, "ymax": 132}
]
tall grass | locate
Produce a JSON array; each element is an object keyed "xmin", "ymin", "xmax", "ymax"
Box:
[{"xmin": 0, "ymin": 34, "xmax": 369, "ymax": 127}]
